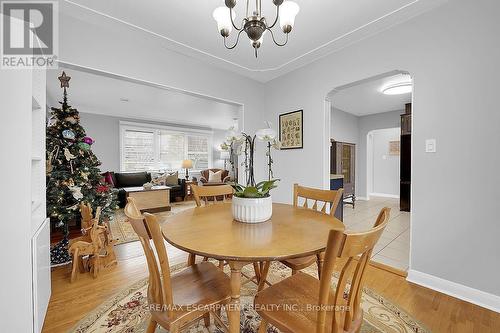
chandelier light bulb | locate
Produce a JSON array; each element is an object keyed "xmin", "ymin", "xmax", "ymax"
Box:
[
  {"xmin": 213, "ymin": 7, "xmax": 234, "ymax": 37},
  {"xmin": 279, "ymin": 1, "xmax": 300, "ymax": 33}
]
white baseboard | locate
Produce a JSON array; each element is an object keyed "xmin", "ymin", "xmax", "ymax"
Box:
[
  {"xmin": 407, "ymin": 269, "xmax": 500, "ymax": 313},
  {"xmin": 369, "ymin": 192, "xmax": 400, "ymax": 199},
  {"xmin": 356, "ymin": 196, "xmax": 369, "ymax": 201}
]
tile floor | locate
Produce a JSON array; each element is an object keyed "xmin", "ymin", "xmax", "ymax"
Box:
[{"xmin": 343, "ymin": 196, "xmax": 410, "ymax": 271}]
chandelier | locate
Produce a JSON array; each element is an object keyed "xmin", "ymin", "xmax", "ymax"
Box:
[{"xmin": 213, "ymin": 0, "xmax": 300, "ymax": 58}]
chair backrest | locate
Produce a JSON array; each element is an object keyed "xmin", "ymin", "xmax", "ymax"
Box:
[
  {"xmin": 124, "ymin": 197, "xmax": 174, "ymax": 317},
  {"xmin": 80, "ymin": 202, "xmax": 93, "ymax": 229},
  {"xmin": 200, "ymin": 169, "xmax": 229, "ymax": 182},
  {"xmin": 316, "ymin": 207, "xmax": 390, "ymax": 333},
  {"xmin": 191, "ymin": 184, "xmax": 233, "ymax": 207},
  {"xmin": 373, "ymin": 207, "xmax": 391, "ymax": 227},
  {"xmin": 293, "ymin": 183, "xmax": 343, "ymax": 217}
]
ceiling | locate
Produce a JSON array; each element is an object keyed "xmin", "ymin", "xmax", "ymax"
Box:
[
  {"xmin": 46, "ymin": 69, "xmax": 241, "ymax": 130},
  {"xmin": 61, "ymin": 0, "xmax": 448, "ymax": 82},
  {"xmin": 330, "ymin": 73, "xmax": 412, "ymax": 116}
]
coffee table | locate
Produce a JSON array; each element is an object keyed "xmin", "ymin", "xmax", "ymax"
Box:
[{"xmin": 123, "ymin": 185, "xmax": 171, "ymax": 213}]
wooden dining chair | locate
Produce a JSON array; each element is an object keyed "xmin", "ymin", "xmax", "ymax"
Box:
[
  {"xmin": 124, "ymin": 197, "xmax": 231, "ymax": 333},
  {"xmin": 255, "ymin": 207, "xmax": 390, "ymax": 333},
  {"xmin": 189, "ymin": 184, "xmax": 233, "ymax": 268},
  {"xmin": 191, "ymin": 184, "xmax": 233, "ymax": 207},
  {"xmin": 281, "ymin": 184, "xmax": 344, "ymax": 279}
]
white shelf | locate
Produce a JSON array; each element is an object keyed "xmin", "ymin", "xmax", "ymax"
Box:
[{"xmin": 32, "ymin": 155, "xmax": 43, "ymax": 161}]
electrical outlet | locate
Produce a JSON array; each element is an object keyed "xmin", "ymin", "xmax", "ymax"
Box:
[{"xmin": 425, "ymin": 139, "xmax": 436, "ymax": 153}]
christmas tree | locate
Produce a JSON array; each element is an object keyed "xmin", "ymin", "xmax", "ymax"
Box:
[{"xmin": 46, "ymin": 71, "xmax": 118, "ymax": 265}]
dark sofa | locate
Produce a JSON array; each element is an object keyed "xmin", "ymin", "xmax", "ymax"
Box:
[{"xmin": 104, "ymin": 171, "xmax": 186, "ymax": 208}]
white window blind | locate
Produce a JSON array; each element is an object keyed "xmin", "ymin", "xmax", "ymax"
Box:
[
  {"xmin": 120, "ymin": 123, "xmax": 212, "ymax": 172},
  {"xmin": 122, "ymin": 129, "xmax": 155, "ymax": 171},
  {"xmin": 159, "ymin": 131, "xmax": 185, "ymax": 170},
  {"xmin": 187, "ymin": 135, "xmax": 209, "ymax": 170}
]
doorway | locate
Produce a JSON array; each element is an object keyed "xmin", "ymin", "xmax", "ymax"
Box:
[{"xmin": 326, "ymin": 70, "xmax": 412, "ymax": 272}]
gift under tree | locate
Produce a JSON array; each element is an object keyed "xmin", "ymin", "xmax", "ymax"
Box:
[{"xmin": 46, "ymin": 71, "xmax": 118, "ymax": 265}]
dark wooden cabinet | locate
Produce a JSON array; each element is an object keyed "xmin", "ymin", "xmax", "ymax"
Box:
[
  {"xmin": 400, "ymin": 103, "xmax": 412, "ymax": 211},
  {"xmin": 331, "ymin": 140, "xmax": 356, "ymax": 206}
]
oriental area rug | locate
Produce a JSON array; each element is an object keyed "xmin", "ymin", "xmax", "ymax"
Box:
[{"xmin": 71, "ymin": 262, "xmax": 430, "ymax": 333}]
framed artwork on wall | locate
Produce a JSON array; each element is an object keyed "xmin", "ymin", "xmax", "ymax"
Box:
[{"xmin": 279, "ymin": 110, "xmax": 303, "ymax": 149}]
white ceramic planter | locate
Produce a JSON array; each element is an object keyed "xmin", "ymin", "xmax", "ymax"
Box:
[{"xmin": 232, "ymin": 196, "xmax": 272, "ymax": 223}]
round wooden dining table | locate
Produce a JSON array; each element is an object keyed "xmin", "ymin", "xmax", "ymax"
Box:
[{"xmin": 162, "ymin": 202, "xmax": 344, "ymax": 333}]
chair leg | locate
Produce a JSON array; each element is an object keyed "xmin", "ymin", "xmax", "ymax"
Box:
[
  {"xmin": 317, "ymin": 252, "xmax": 325, "ymax": 279},
  {"xmin": 291, "ymin": 269, "xmax": 298, "ymax": 275},
  {"xmin": 218, "ymin": 260, "xmax": 225, "ymax": 270},
  {"xmin": 146, "ymin": 319, "xmax": 157, "ymax": 333},
  {"xmin": 258, "ymin": 319, "xmax": 268, "ymax": 333},
  {"xmin": 70, "ymin": 250, "xmax": 79, "ymax": 283},
  {"xmin": 258, "ymin": 261, "xmax": 271, "ymax": 292},
  {"xmin": 203, "ymin": 312, "xmax": 210, "ymax": 328}
]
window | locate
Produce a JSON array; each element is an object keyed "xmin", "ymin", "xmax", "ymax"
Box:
[{"xmin": 120, "ymin": 122, "xmax": 212, "ymax": 172}]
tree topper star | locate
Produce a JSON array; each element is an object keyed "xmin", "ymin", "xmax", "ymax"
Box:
[{"xmin": 58, "ymin": 71, "xmax": 71, "ymax": 89}]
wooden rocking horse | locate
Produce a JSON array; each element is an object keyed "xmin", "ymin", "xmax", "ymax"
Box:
[{"xmin": 68, "ymin": 203, "xmax": 118, "ymax": 282}]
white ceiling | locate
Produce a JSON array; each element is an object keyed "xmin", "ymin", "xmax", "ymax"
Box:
[
  {"xmin": 61, "ymin": 0, "xmax": 448, "ymax": 82},
  {"xmin": 331, "ymin": 73, "xmax": 412, "ymax": 116},
  {"xmin": 46, "ymin": 69, "xmax": 241, "ymax": 130}
]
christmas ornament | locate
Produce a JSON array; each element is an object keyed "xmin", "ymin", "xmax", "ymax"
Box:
[
  {"xmin": 62, "ymin": 129, "xmax": 75, "ymax": 140},
  {"xmin": 77, "ymin": 142, "xmax": 90, "ymax": 151},
  {"xmin": 80, "ymin": 172, "xmax": 89, "ymax": 181},
  {"xmin": 48, "ymin": 116, "xmax": 58, "ymax": 127},
  {"xmin": 63, "ymin": 148, "xmax": 76, "ymax": 161},
  {"xmin": 82, "ymin": 136, "xmax": 94, "ymax": 145},
  {"xmin": 68, "ymin": 185, "xmax": 83, "ymax": 200},
  {"xmin": 64, "ymin": 116, "xmax": 77, "ymax": 124},
  {"xmin": 96, "ymin": 185, "xmax": 109, "ymax": 193},
  {"xmin": 58, "ymin": 71, "xmax": 71, "ymax": 88}
]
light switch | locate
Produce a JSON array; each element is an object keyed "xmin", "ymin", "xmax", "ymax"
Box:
[{"xmin": 425, "ymin": 139, "xmax": 436, "ymax": 153}]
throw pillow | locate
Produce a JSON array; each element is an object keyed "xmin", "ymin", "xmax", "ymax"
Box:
[
  {"xmin": 165, "ymin": 171, "xmax": 178, "ymax": 186},
  {"xmin": 152, "ymin": 171, "xmax": 179, "ymax": 186},
  {"xmin": 208, "ymin": 170, "xmax": 222, "ymax": 183}
]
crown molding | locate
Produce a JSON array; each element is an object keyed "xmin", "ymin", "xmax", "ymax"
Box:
[{"xmin": 63, "ymin": 0, "xmax": 448, "ymax": 82}]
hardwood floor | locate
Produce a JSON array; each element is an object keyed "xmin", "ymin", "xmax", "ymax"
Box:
[{"xmin": 42, "ymin": 240, "xmax": 500, "ymax": 333}]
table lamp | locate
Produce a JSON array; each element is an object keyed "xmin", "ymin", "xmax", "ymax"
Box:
[{"xmin": 181, "ymin": 159, "xmax": 193, "ymax": 180}]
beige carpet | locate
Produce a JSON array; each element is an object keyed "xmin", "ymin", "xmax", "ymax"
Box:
[
  {"xmin": 70, "ymin": 261, "xmax": 430, "ymax": 333},
  {"xmin": 109, "ymin": 201, "xmax": 197, "ymax": 245}
]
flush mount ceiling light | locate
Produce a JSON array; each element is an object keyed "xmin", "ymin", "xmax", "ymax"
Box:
[
  {"xmin": 213, "ymin": 0, "xmax": 300, "ymax": 58},
  {"xmin": 381, "ymin": 74, "xmax": 413, "ymax": 95},
  {"xmin": 382, "ymin": 83, "xmax": 413, "ymax": 95}
]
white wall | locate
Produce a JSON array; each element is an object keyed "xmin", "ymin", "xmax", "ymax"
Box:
[
  {"xmin": 0, "ymin": 44, "xmax": 34, "ymax": 332},
  {"xmin": 263, "ymin": 0, "xmax": 500, "ymax": 307},
  {"xmin": 358, "ymin": 110, "xmax": 401, "ymax": 198},
  {"xmin": 370, "ymin": 128, "xmax": 400, "ymax": 197}
]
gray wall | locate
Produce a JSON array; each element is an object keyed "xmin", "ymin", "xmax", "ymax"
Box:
[
  {"xmin": 264, "ymin": 0, "xmax": 500, "ymax": 300},
  {"xmin": 79, "ymin": 112, "xmax": 223, "ymax": 172},
  {"xmin": 370, "ymin": 128, "xmax": 400, "ymax": 196},
  {"xmin": 331, "ymin": 107, "xmax": 359, "ymax": 144},
  {"xmin": 330, "ymin": 108, "xmax": 401, "ymax": 198}
]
